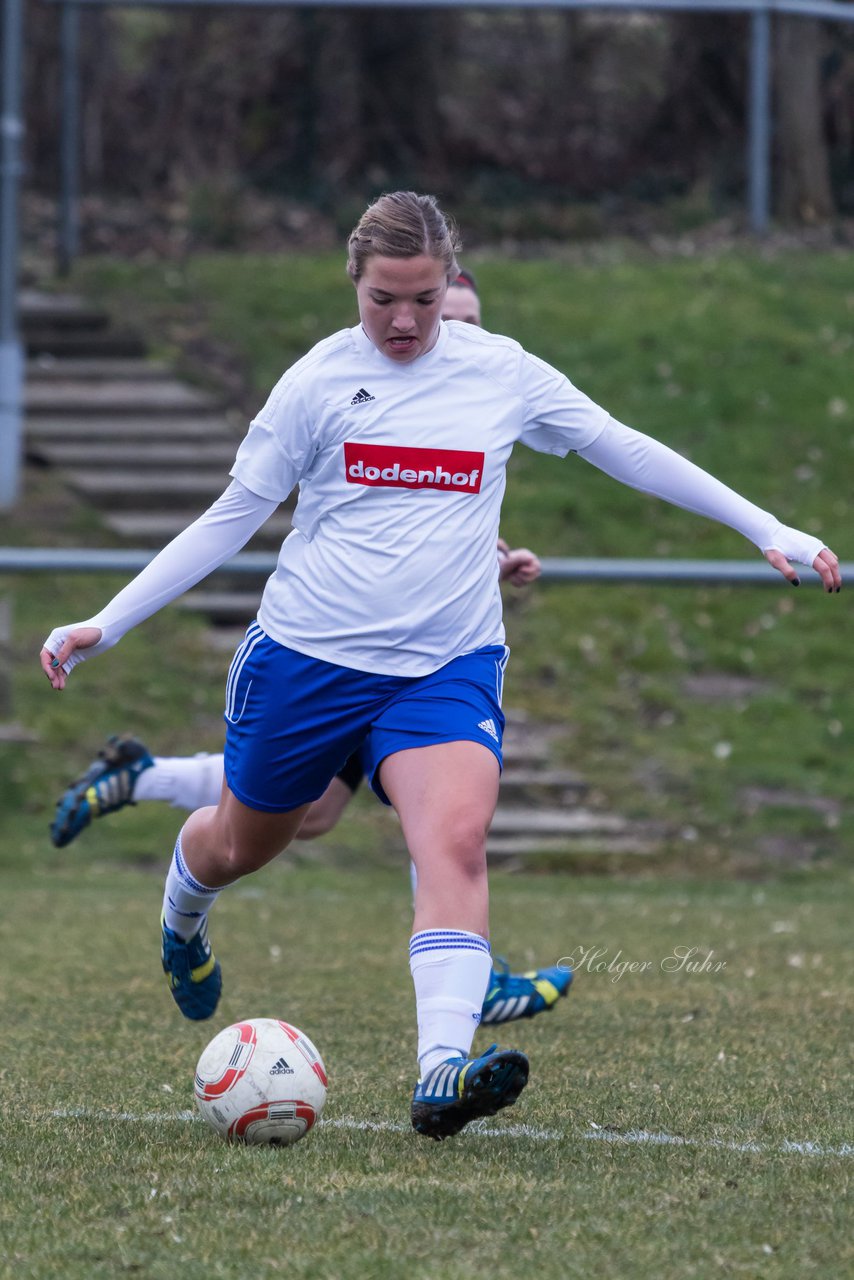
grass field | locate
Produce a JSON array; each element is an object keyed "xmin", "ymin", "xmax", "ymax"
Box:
[
  {"xmin": 1, "ymin": 863, "xmax": 852, "ymax": 1279},
  {"xmin": 1, "ymin": 243, "xmax": 852, "ymax": 1276}
]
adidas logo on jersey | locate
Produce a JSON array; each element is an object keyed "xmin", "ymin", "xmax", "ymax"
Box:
[
  {"xmin": 269, "ymin": 1057, "xmax": 294, "ymax": 1075},
  {"xmin": 478, "ymin": 718, "xmax": 499, "ymax": 742},
  {"xmin": 350, "ymin": 388, "xmax": 375, "ymax": 405}
]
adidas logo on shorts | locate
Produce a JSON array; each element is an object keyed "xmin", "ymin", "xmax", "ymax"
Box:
[{"xmin": 478, "ymin": 718, "xmax": 498, "ymax": 742}]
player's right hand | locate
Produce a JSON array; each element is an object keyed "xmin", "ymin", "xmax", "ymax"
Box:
[{"xmin": 40, "ymin": 626, "xmax": 103, "ymax": 690}]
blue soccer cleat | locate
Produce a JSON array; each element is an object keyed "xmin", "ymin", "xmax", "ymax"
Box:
[
  {"xmin": 411, "ymin": 1044, "xmax": 529, "ymax": 1140},
  {"xmin": 50, "ymin": 734, "xmax": 154, "ymax": 848},
  {"xmin": 161, "ymin": 917, "xmax": 222, "ymax": 1021},
  {"xmin": 481, "ymin": 957, "xmax": 573, "ymax": 1025}
]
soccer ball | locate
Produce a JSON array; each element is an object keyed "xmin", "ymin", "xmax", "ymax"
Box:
[{"xmin": 194, "ymin": 1018, "xmax": 328, "ymax": 1145}]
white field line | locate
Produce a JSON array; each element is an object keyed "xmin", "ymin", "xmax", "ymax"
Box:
[
  {"xmin": 584, "ymin": 1126, "xmax": 854, "ymax": 1158},
  {"xmin": 49, "ymin": 1108, "xmax": 853, "ymax": 1158}
]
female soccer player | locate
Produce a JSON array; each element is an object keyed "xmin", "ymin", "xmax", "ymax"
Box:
[
  {"xmin": 47, "ymin": 273, "xmax": 564, "ymax": 1031},
  {"xmin": 48, "ymin": 549, "xmax": 569, "ymax": 1032},
  {"xmin": 41, "ymin": 192, "xmax": 841, "ymax": 1139}
]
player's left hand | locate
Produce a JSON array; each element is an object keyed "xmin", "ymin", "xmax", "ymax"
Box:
[
  {"xmin": 498, "ymin": 545, "xmax": 542, "ymax": 586},
  {"xmin": 763, "ymin": 546, "xmax": 841, "ymax": 592}
]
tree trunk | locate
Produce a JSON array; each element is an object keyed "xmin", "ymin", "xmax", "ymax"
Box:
[
  {"xmin": 775, "ymin": 17, "xmax": 834, "ymax": 222},
  {"xmin": 303, "ymin": 11, "xmax": 450, "ymax": 188}
]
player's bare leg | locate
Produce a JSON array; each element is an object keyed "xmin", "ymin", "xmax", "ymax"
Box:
[
  {"xmin": 381, "ymin": 739, "xmax": 497, "ymax": 936},
  {"xmin": 161, "ymin": 787, "xmax": 310, "ymax": 1020},
  {"xmin": 380, "ymin": 741, "xmax": 529, "ymax": 1139}
]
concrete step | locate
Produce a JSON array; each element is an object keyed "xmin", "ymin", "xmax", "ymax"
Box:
[
  {"xmin": 502, "ymin": 722, "xmax": 564, "ymax": 762},
  {"xmin": 64, "ymin": 469, "xmax": 231, "ymax": 508},
  {"xmin": 27, "ymin": 357, "xmax": 172, "ymax": 381},
  {"xmin": 489, "ymin": 806, "xmax": 630, "ymax": 836},
  {"xmin": 487, "ymin": 832, "xmax": 658, "ymax": 860},
  {"xmin": 498, "ymin": 738, "xmax": 551, "ymax": 767},
  {"xmin": 26, "ymin": 414, "xmax": 238, "ymax": 443},
  {"xmin": 26, "ymin": 380, "xmax": 222, "ymax": 415},
  {"xmin": 0, "ymin": 720, "xmax": 41, "ymax": 744},
  {"xmin": 30, "ymin": 440, "xmax": 239, "ymax": 470},
  {"xmin": 25, "ymin": 329, "xmax": 149, "ymax": 359},
  {"xmin": 204, "ymin": 626, "xmax": 258, "ymax": 652},
  {"xmin": 178, "ymin": 590, "xmax": 265, "ymax": 624},
  {"xmin": 494, "ymin": 769, "xmax": 587, "ymax": 801},
  {"xmin": 487, "ymin": 804, "xmax": 664, "ymax": 860},
  {"xmin": 20, "ymin": 291, "xmax": 110, "ymax": 330},
  {"xmin": 104, "ymin": 510, "xmax": 291, "ymax": 544},
  {"xmin": 19, "ymin": 290, "xmax": 146, "ymax": 356}
]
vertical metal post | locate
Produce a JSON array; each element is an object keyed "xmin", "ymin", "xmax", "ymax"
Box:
[
  {"xmin": 0, "ymin": 0, "xmax": 24, "ymax": 508},
  {"xmin": 58, "ymin": 1, "xmax": 80, "ymax": 275},
  {"xmin": 0, "ymin": 596, "xmax": 12, "ymax": 717},
  {"xmin": 747, "ymin": 6, "xmax": 772, "ymax": 235}
]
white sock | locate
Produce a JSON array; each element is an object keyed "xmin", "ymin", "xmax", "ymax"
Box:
[
  {"xmin": 409, "ymin": 929, "xmax": 492, "ymax": 1079},
  {"xmin": 162, "ymin": 829, "xmax": 226, "ymax": 940},
  {"xmin": 135, "ymin": 754, "xmax": 225, "ymax": 810}
]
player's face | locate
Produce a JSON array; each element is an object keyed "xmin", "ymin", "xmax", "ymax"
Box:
[
  {"xmin": 441, "ymin": 285, "xmax": 481, "ymax": 326},
  {"xmin": 356, "ymin": 255, "xmax": 448, "ymax": 364}
]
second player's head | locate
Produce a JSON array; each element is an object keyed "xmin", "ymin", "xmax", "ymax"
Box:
[{"xmin": 442, "ymin": 268, "xmax": 481, "ymax": 326}]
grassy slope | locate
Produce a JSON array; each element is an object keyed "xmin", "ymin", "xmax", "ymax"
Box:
[{"xmin": 8, "ymin": 245, "xmax": 852, "ymax": 872}]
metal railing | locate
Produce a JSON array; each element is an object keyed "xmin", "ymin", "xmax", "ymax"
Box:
[{"xmin": 0, "ymin": 547, "xmax": 847, "ymax": 586}]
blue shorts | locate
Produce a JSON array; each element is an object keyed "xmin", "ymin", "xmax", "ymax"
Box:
[{"xmin": 222, "ymin": 624, "xmax": 509, "ymax": 813}]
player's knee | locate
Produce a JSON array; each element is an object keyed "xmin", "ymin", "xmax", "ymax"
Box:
[
  {"xmin": 443, "ymin": 812, "xmax": 490, "ymax": 879},
  {"xmin": 215, "ymin": 824, "xmax": 288, "ymax": 876},
  {"xmin": 219, "ymin": 843, "xmax": 273, "ymax": 876}
]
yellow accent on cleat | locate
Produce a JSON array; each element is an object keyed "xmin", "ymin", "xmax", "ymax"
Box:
[
  {"xmin": 191, "ymin": 953, "xmax": 217, "ymax": 984},
  {"xmin": 85, "ymin": 784, "xmax": 102, "ymax": 816},
  {"xmin": 530, "ymin": 975, "xmax": 562, "ymax": 1007},
  {"xmin": 455, "ymin": 1059, "xmax": 475, "ymax": 1098}
]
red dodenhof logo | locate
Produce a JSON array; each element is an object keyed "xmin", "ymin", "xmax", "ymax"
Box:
[{"xmin": 344, "ymin": 442, "xmax": 484, "ymax": 493}]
